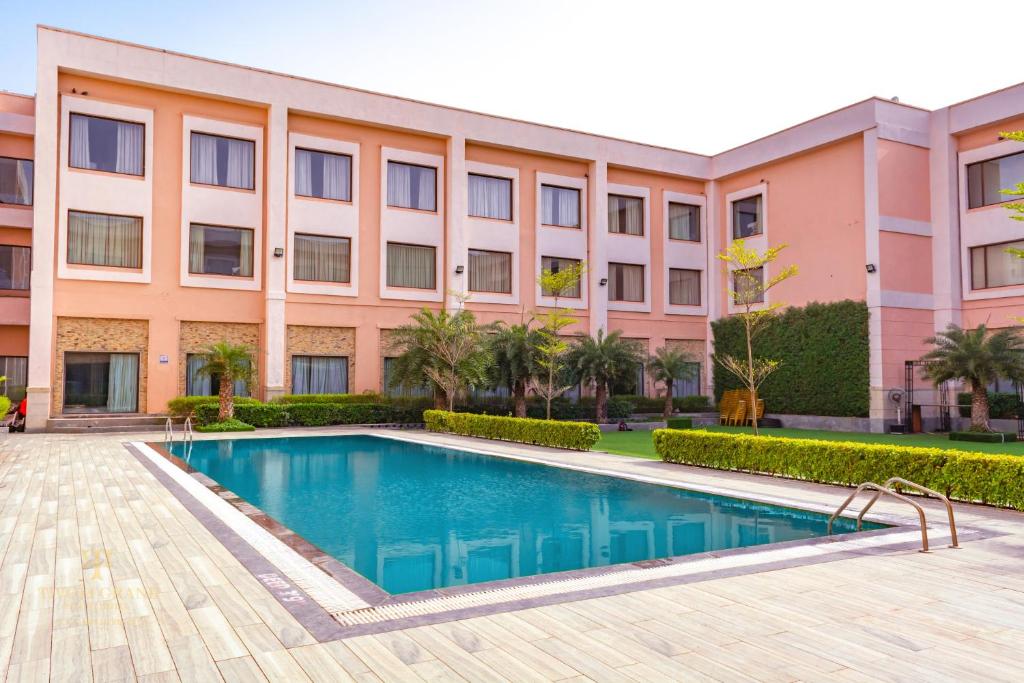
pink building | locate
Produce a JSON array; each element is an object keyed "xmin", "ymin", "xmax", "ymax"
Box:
[{"xmin": 3, "ymin": 26, "xmax": 1024, "ymax": 431}]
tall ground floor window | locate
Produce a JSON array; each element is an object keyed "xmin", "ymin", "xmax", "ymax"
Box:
[
  {"xmin": 671, "ymin": 362, "xmax": 701, "ymax": 397},
  {"xmin": 63, "ymin": 352, "xmax": 139, "ymax": 413},
  {"xmin": 186, "ymin": 354, "xmax": 250, "ymax": 397},
  {"xmin": 0, "ymin": 356, "xmax": 27, "ymax": 402},
  {"xmin": 382, "ymin": 356, "xmax": 431, "ymax": 397},
  {"xmin": 291, "ymin": 355, "xmax": 348, "ymax": 394}
]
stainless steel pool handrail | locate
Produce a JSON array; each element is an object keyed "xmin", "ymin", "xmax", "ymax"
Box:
[
  {"xmin": 183, "ymin": 416, "xmax": 194, "ymax": 445},
  {"xmin": 856, "ymin": 477, "xmax": 959, "ymax": 549},
  {"xmin": 164, "ymin": 417, "xmax": 174, "ymax": 444},
  {"xmin": 828, "ymin": 482, "xmax": 930, "ymax": 552}
]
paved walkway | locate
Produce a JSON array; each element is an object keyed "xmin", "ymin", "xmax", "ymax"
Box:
[{"xmin": 1, "ymin": 429, "xmax": 1023, "ymax": 681}]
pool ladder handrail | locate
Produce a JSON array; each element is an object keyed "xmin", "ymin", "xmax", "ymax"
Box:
[
  {"xmin": 164, "ymin": 416, "xmax": 174, "ymax": 443},
  {"xmin": 827, "ymin": 478, "xmax": 959, "ymax": 553},
  {"xmin": 164, "ymin": 416, "xmax": 195, "ymax": 446}
]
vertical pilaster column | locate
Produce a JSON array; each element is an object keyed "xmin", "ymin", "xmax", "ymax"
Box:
[
  {"xmin": 446, "ymin": 135, "xmax": 468, "ymax": 309},
  {"xmin": 588, "ymin": 159, "xmax": 608, "ymax": 336},
  {"xmin": 929, "ymin": 109, "xmax": 961, "ymax": 332},
  {"xmin": 704, "ymin": 181, "xmax": 720, "ymax": 397},
  {"xmin": 264, "ymin": 103, "xmax": 288, "ymax": 400},
  {"xmin": 863, "ymin": 129, "xmax": 886, "ymax": 431},
  {"xmin": 25, "ymin": 54, "xmax": 58, "ymax": 431}
]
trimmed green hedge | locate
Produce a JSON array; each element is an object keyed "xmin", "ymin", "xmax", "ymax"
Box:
[
  {"xmin": 425, "ymin": 410, "xmax": 601, "ymax": 451},
  {"xmin": 620, "ymin": 395, "xmax": 710, "ymax": 414},
  {"xmin": 949, "ymin": 431, "xmax": 1017, "ymax": 443},
  {"xmin": 195, "ymin": 418, "xmax": 255, "ymax": 433},
  {"xmin": 193, "ymin": 401, "xmax": 424, "ymax": 427},
  {"xmin": 674, "ymin": 395, "xmax": 711, "ymax": 412},
  {"xmin": 273, "ymin": 393, "xmax": 386, "ymax": 405},
  {"xmin": 712, "ymin": 300, "xmax": 869, "ymax": 417},
  {"xmin": 666, "ymin": 417, "xmax": 693, "ymax": 430},
  {"xmin": 957, "ymin": 392, "xmax": 1021, "ymax": 420},
  {"xmin": 653, "ymin": 429, "xmax": 1024, "ymax": 510},
  {"xmin": 167, "ymin": 396, "xmax": 259, "ymax": 417}
]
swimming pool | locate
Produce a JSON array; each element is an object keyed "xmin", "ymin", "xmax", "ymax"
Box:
[{"xmin": 168, "ymin": 434, "xmax": 884, "ymax": 595}]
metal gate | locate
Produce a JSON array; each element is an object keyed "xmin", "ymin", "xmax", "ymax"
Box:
[{"xmin": 904, "ymin": 360, "xmax": 951, "ymax": 433}]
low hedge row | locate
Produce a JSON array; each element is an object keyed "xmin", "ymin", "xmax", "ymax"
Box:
[
  {"xmin": 193, "ymin": 402, "xmax": 423, "ymax": 427},
  {"xmin": 167, "ymin": 395, "xmax": 259, "ymax": 417},
  {"xmin": 424, "ymin": 410, "xmax": 601, "ymax": 451},
  {"xmin": 617, "ymin": 395, "xmax": 711, "ymax": 414},
  {"xmin": 957, "ymin": 392, "xmax": 1021, "ymax": 420},
  {"xmin": 653, "ymin": 429, "xmax": 1024, "ymax": 510},
  {"xmin": 273, "ymin": 392, "xmax": 386, "ymax": 405},
  {"xmin": 195, "ymin": 418, "xmax": 255, "ymax": 433}
]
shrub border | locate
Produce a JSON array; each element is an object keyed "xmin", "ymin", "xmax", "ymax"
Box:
[{"xmin": 424, "ymin": 410, "xmax": 600, "ymax": 451}]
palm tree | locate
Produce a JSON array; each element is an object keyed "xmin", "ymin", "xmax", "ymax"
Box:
[
  {"xmin": 388, "ymin": 308, "xmax": 494, "ymax": 411},
  {"xmin": 647, "ymin": 346, "xmax": 697, "ymax": 418},
  {"xmin": 566, "ymin": 330, "xmax": 644, "ymax": 423},
  {"xmin": 921, "ymin": 324, "xmax": 1024, "ymax": 432},
  {"xmin": 488, "ymin": 322, "xmax": 541, "ymax": 417},
  {"xmin": 197, "ymin": 342, "xmax": 253, "ymax": 422}
]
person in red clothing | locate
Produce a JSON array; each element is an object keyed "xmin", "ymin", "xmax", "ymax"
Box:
[{"xmin": 11, "ymin": 397, "xmax": 26, "ymax": 432}]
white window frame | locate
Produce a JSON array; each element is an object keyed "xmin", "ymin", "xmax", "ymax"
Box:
[
  {"xmin": 465, "ymin": 160, "xmax": 519, "ymax": 305},
  {"xmin": 606, "ymin": 182, "xmax": 650, "ymax": 313},
  {"xmin": 726, "ymin": 183, "xmax": 768, "ymax": 313},
  {"xmin": 663, "ymin": 190, "xmax": 708, "ymax": 316},
  {"xmin": 536, "ymin": 172, "xmax": 588, "ymax": 310}
]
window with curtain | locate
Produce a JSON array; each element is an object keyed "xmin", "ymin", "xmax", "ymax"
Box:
[
  {"xmin": 609, "ymin": 263, "xmax": 644, "ymax": 302},
  {"xmin": 387, "ymin": 161, "xmax": 436, "ymax": 211},
  {"xmin": 67, "ymin": 211, "xmax": 143, "ymax": 269},
  {"xmin": 190, "ymin": 132, "xmax": 255, "ymax": 190},
  {"xmin": 69, "ymin": 114, "xmax": 144, "ymax": 176},
  {"xmin": 0, "ymin": 245, "xmax": 30, "ymax": 290},
  {"xmin": 386, "ymin": 242, "xmax": 436, "ymax": 289},
  {"xmin": 468, "ymin": 174, "xmax": 512, "ymax": 220},
  {"xmin": 294, "ymin": 234, "xmax": 350, "ymax": 283},
  {"xmin": 185, "ymin": 354, "xmax": 250, "ymax": 397},
  {"xmin": 540, "ymin": 256, "xmax": 581, "ymax": 298},
  {"xmin": 0, "ymin": 157, "xmax": 33, "ymax": 205},
  {"xmin": 669, "ymin": 268, "xmax": 701, "ymax": 306},
  {"xmin": 189, "ymin": 224, "xmax": 254, "ymax": 277},
  {"xmin": 468, "ymin": 249, "xmax": 512, "ymax": 294},
  {"xmin": 967, "ymin": 151, "xmax": 1024, "ymax": 209},
  {"xmin": 668, "ymin": 202, "xmax": 700, "ymax": 241},
  {"xmin": 62, "ymin": 352, "xmax": 139, "ymax": 414},
  {"xmin": 971, "ymin": 239, "xmax": 1024, "ymax": 289},
  {"xmin": 291, "ymin": 355, "xmax": 348, "ymax": 394},
  {"xmin": 608, "ymin": 194, "xmax": 643, "ymax": 235},
  {"xmin": 733, "ymin": 267, "xmax": 765, "ymax": 303},
  {"xmin": 295, "ymin": 148, "xmax": 352, "ymax": 201},
  {"xmin": 382, "ymin": 356, "xmax": 431, "ymax": 397},
  {"xmin": 0, "ymin": 356, "xmax": 27, "ymax": 402},
  {"xmin": 732, "ymin": 195, "xmax": 763, "ymax": 239},
  {"xmin": 541, "ymin": 185, "xmax": 581, "ymax": 227},
  {"xmin": 670, "ymin": 361, "xmax": 701, "ymax": 397}
]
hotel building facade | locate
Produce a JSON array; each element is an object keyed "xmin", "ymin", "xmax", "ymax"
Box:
[{"xmin": 2, "ymin": 27, "xmax": 1024, "ymax": 431}]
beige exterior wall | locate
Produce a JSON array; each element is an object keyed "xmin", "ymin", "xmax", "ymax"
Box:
[
  {"xmin": 53, "ymin": 317, "xmax": 148, "ymax": 413},
  {"xmin": 284, "ymin": 325, "xmax": 355, "ymax": 394}
]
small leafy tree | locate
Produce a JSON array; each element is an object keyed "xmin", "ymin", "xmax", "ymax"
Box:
[
  {"xmin": 534, "ymin": 261, "xmax": 587, "ymax": 419},
  {"xmin": 566, "ymin": 330, "xmax": 644, "ymax": 422},
  {"xmin": 716, "ymin": 240, "xmax": 798, "ymax": 434},
  {"xmin": 196, "ymin": 342, "xmax": 253, "ymax": 422},
  {"xmin": 488, "ymin": 322, "xmax": 542, "ymax": 417},
  {"xmin": 388, "ymin": 307, "xmax": 494, "ymax": 411},
  {"xmin": 921, "ymin": 324, "xmax": 1024, "ymax": 432},
  {"xmin": 647, "ymin": 346, "xmax": 698, "ymax": 418}
]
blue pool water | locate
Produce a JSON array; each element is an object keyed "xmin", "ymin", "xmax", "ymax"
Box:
[{"xmin": 168, "ymin": 435, "xmax": 883, "ymax": 595}]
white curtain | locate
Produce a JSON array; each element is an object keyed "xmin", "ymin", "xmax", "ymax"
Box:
[
  {"xmin": 8, "ymin": 247, "xmax": 30, "ymax": 290},
  {"xmin": 186, "ymin": 355, "xmax": 212, "ymax": 396},
  {"xmin": 541, "ymin": 185, "xmax": 580, "ymax": 227},
  {"xmin": 188, "ymin": 225, "xmax": 206, "ymax": 273},
  {"xmin": 469, "ymin": 249, "xmax": 511, "ymax": 293},
  {"xmin": 293, "ymin": 356, "xmax": 347, "ymax": 394},
  {"xmin": 295, "ymin": 148, "xmax": 314, "ymax": 196},
  {"xmin": 106, "ymin": 354, "xmax": 138, "ymax": 413},
  {"xmin": 672, "ymin": 362, "xmax": 700, "ymax": 397},
  {"xmin": 387, "ymin": 161, "xmax": 411, "ymax": 207},
  {"xmin": 469, "ymin": 174, "xmax": 511, "ymax": 220},
  {"xmin": 115, "ymin": 121, "xmax": 143, "ymax": 175},
  {"xmin": 610, "ymin": 263, "xmax": 643, "ymax": 302},
  {"xmin": 608, "ymin": 195, "xmax": 643, "ymax": 235},
  {"xmin": 540, "ymin": 256, "xmax": 580, "ymax": 297},
  {"xmin": 669, "ymin": 203, "xmax": 699, "ymax": 241},
  {"xmin": 70, "ymin": 115, "xmax": 92, "ymax": 169},
  {"xmin": 226, "ymin": 138, "xmax": 254, "ymax": 189},
  {"xmin": 16, "ymin": 159, "xmax": 31, "ymax": 204},
  {"xmin": 238, "ymin": 229, "xmax": 254, "ymax": 277},
  {"xmin": 0, "ymin": 158, "xmax": 32, "ymax": 205},
  {"xmin": 387, "ymin": 162, "xmax": 435, "ymax": 210},
  {"xmin": 191, "ymin": 133, "xmax": 218, "ymax": 185},
  {"xmin": 669, "ymin": 269, "xmax": 700, "ymax": 306},
  {"xmin": 387, "ymin": 243, "xmax": 435, "ymax": 289},
  {"xmin": 734, "ymin": 267, "xmax": 765, "ymax": 303},
  {"xmin": 416, "ymin": 165, "xmax": 436, "ymax": 211},
  {"xmin": 0, "ymin": 356, "xmax": 28, "ymax": 401},
  {"xmin": 68, "ymin": 211, "xmax": 142, "ymax": 268},
  {"xmin": 294, "ymin": 234, "xmax": 350, "ymax": 283},
  {"xmin": 980, "ymin": 243, "xmax": 1024, "ymax": 288},
  {"xmin": 322, "ymin": 153, "xmax": 350, "ymax": 201}
]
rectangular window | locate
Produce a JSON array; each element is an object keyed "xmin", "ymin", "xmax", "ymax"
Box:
[
  {"xmin": 733, "ymin": 267, "xmax": 765, "ymax": 304},
  {"xmin": 668, "ymin": 268, "xmax": 701, "ymax": 306},
  {"xmin": 190, "ymin": 132, "xmax": 255, "ymax": 190},
  {"xmin": 295, "ymin": 148, "xmax": 352, "ymax": 201},
  {"xmin": 386, "ymin": 242, "xmax": 436, "ymax": 289},
  {"xmin": 668, "ymin": 202, "xmax": 700, "ymax": 241},
  {"xmin": 382, "ymin": 356, "xmax": 430, "ymax": 397},
  {"xmin": 69, "ymin": 113, "xmax": 144, "ymax": 176},
  {"xmin": 609, "ymin": 263, "xmax": 644, "ymax": 302},
  {"xmin": 970, "ymin": 239, "xmax": 1024, "ymax": 289},
  {"xmin": 294, "ymin": 234, "xmax": 351, "ymax": 283},
  {"xmin": 541, "ymin": 185, "xmax": 581, "ymax": 228},
  {"xmin": 67, "ymin": 210, "xmax": 143, "ymax": 269},
  {"xmin": 671, "ymin": 361, "xmax": 701, "ymax": 398},
  {"xmin": 189, "ymin": 224, "xmax": 254, "ymax": 277},
  {"xmin": 185, "ymin": 354, "xmax": 250, "ymax": 397},
  {"xmin": 608, "ymin": 194, "xmax": 643, "ymax": 235},
  {"xmin": 0, "ymin": 356, "xmax": 27, "ymax": 402},
  {"xmin": 540, "ymin": 256, "xmax": 581, "ymax": 298},
  {"xmin": 967, "ymin": 151, "xmax": 1024, "ymax": 209},
  {"xmin": 387, "ymin": 161, "xmax": 436, "ymax": 211},
  {"xmin": 0, "ymin": 245, "xmax": 30, "ymax": 290},
  {"xmin": 468, "ymin": 249, "xmax": 512, "ymax": 293},
  {"xmin": 0, "ymin": 157, "xmax": 33, "ymax": 205},
  {"xmin": 62, "ymin": 352, "xmax": 139, "ymax": 414},
  {"xmin": 291, "ymin": 355, "xmax": 348, "ymax": 394},
  {"xmin": 732, "ymin": 194, "xmax": 763, "ymax": 239},
  {"xmin": 468, "ymin": 173, "xmax": 512, "ymax": 220}
]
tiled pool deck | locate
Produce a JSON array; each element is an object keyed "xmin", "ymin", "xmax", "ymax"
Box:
[{"xmin": 2, "ymin": 428, "xmax": 1023, "ymax": 681}]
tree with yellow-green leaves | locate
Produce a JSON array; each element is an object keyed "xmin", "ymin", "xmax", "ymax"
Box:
[
  {"xmin": 716, "ymin": 240, "xmax": 798, "ymax": 434},
  {"xmin": 534, "ymin": 261, "xmax": 587, "ymax": 419}
]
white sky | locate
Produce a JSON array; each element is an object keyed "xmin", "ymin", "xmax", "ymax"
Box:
[{"xmin": 3, "ymin": 0, "xmax": 1019, "ymax": 154}]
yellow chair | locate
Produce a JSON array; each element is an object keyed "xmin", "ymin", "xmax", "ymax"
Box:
[{"xmin": 730, "ymin": 400, "xmax": 747, "ymax": 426}]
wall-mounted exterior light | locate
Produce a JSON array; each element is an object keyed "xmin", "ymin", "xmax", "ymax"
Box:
[
  {"xmin": 273, "ymin": 247, "xmax": 284, "ymax": 258},
  {"xmin": 455, "ymin": 265, "xmax": 465, "ymax": 274},
  {"xmin": 865, "ymin": 264, "xmax": 876, "ymax": 273},
  {"xmin": 599, "ymin": 278, "xmax": 608, "ymax": 286}
]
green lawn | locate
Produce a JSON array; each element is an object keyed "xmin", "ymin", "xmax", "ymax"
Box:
[{"xmin": 596, "ymin": 425, "xmax": 1024, "ymax": 459}]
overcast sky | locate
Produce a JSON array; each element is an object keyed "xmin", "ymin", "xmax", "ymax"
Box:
[{"xmin": 1, "ymin": 0, "xmax": 1017, "ymax": 154}]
